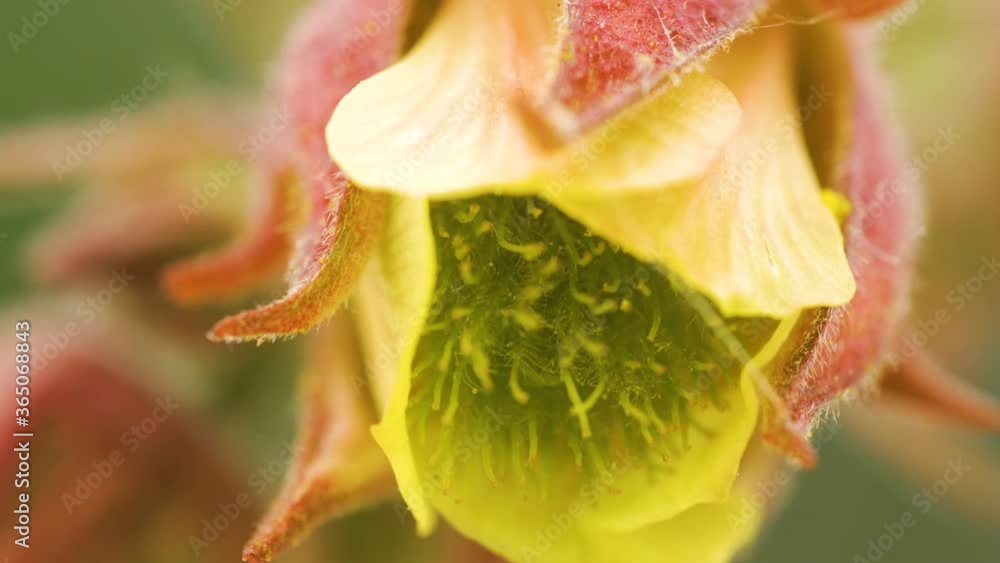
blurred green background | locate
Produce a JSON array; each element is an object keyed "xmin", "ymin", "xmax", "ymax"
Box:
[{"xmin": 0, "ymin": 1, "xmax": 997, "ymax": 562}]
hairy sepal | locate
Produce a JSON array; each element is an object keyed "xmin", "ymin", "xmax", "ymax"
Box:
[
  {"xmin": 163, "ymin": 141, "xmax": 297, "ymax": 306},
  {"xmin": 242, "ymin": 314, "xmax": 396, "ymax": 563},
  {"xmin": 538, "ymin": 0, "xmax": 768, "ymax": 136},
  {"xmin": 762, "ymin": 26, "xmax": 921, "ymax": 463},
  {"xmin": 210, "ymin": 0, "xmax": 412, "ymax": 342}
]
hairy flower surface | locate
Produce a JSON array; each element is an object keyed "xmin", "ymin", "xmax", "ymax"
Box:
[
  {"xmin": 313, "ymin": 2, "xmax": 854, "ymax": 560},
  {"xmin": 194, "ymin": 1, "xmax": 997, "ymax": 562},
  {"xmin": 4, "ymin": 1, "xmax": 998, "ymax": 563},
  {"xmin": 368, "ymin": 194, "xmax": 780, "ymax": 562}
]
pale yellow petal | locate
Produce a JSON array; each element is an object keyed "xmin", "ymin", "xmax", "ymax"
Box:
[
  {"xmin": 424, "ymin": 373, "xmax": 760, "ymax": 563},
  {"xmin": 327, "ymin": 0, "xmax": 557, "ymax": 197},
  {"xmin": 355, "ymin": 195, "xmax": 439, "ymax": 534},
  {"xmin": 550, "ymin": 27, "xmax": 856, "ymax": 317},
  {"xmin": 546, "ymin": 72, "xmax": 741, "ymax": 198},
  {"xmin": 327, "ymin": 0, "xmax": 742, "ymax": 200}
]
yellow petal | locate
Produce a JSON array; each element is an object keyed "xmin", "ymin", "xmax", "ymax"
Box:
[
  {"xmin": 374, "ymin": 194, "xmax": 786, "ymax": 563},
  {"xmin": 423, "ymin": 373, "xmax": 760, "ymax": 563},
  {"xmin": 327, "ymin": 0, "xmax": 557, "ymax": 197},
  {"xmin": 326, "ymin": 0, "xmax": 742, "ymax": 200},
  {"xmin": 550, "ymin": 27, "xmax": 856, "ymax": 317},
  {"xmin": 545, "ymin": 72, "xmax": 742, "ymax": 197},
  {"xmin": 356, "ymin": 195, "xmax": 439, "ymax": 534}
]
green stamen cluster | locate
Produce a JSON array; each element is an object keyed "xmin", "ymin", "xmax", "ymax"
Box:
[{"xmin": 408, "ymin": 195, "xmax": 775, "ymax": 485}]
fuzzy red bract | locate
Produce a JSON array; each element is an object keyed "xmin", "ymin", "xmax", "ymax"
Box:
[
  {"xmin": 544, "ymin": 0, "xmax": 765, "ymax": 134},
  {"xmin": 207, "ymin": 0, "xmax": 411, "ymax": 341},
  {"xmin": 163, "ymin": 147, "xmax": 296, "ymax": 306},
  {"xmin": 763, "ymin": 28, "xmax": 922, "ymax": 464}
]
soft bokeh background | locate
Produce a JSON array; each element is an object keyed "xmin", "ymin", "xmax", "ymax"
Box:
[{"xmin": 0, "ymin": 1, "xmax": 997, "ymax": 562}]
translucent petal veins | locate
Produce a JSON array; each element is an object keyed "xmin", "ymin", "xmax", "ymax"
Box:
[
  {"xmin": 210, "ymin": 0, "xmax": 412, "ymax": 341},
  {"xmin": 400, "ymin": 195, "xmax": 773, "ymax": 562}
]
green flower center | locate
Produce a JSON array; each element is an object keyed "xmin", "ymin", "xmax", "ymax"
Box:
[{"xmin": 409, "ymin": 195, "xmax": 776, "ymax": 485}]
